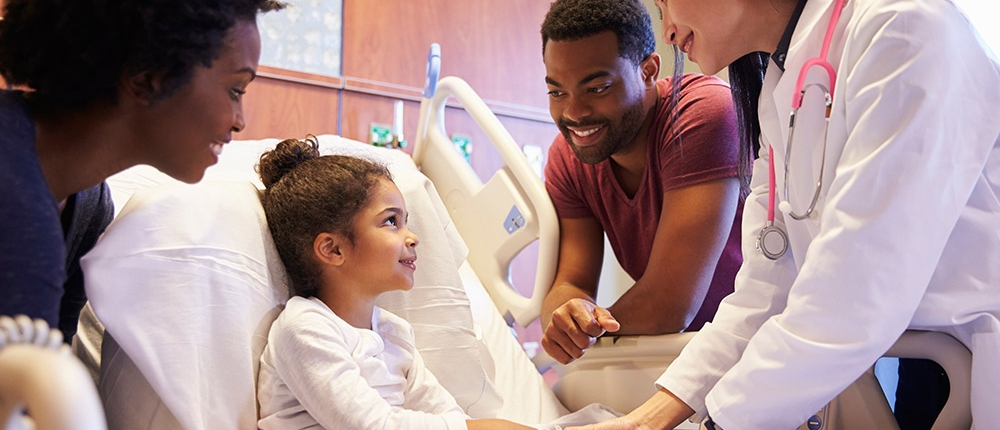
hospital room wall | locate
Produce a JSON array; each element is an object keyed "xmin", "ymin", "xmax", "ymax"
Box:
[{"xmin": 242, "ymin": 0, "xmax": 559, "ymax": 146}]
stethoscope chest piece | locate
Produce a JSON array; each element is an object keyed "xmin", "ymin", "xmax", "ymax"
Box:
[
  {"xmin": 757, "ymin": 225, "xmax": 788, "ymax": 260},
  {"xmin": 757, "ymin": 0, "xmax": 846, "ymax": 261}
]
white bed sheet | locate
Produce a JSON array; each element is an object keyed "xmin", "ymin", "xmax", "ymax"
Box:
[{"xmin": 83, "ymin": 135, "xmax": 570, "ymax": 428}]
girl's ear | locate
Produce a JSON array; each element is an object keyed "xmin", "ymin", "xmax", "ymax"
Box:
[{"xmin": 313, "ymin": 232, "xmax": 347, "ymax": 267}]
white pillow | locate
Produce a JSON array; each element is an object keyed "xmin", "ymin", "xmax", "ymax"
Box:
[
  {"xmin": 375, "ymin": 168, "xmax": 503, "ymax": 416},
  {"xmin": 85, "ymin": 180, "xmax": 285, "ymax": 429},
  {"xmin": 86, "ymin": 136, "xmax": 500, "ymax": 428}
]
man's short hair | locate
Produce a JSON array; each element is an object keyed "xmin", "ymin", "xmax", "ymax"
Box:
[{"xmin": 541, "ymin": 0, "xmax": 656, "ymax": 66}]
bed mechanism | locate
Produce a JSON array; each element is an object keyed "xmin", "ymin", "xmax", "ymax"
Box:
[
  {"xmin": 0, "ymin": 316, "xmax": 106, "ymax": 430},
  {"xmin": 412, "ymin": 44, "xmax": 974, "ymax": 430}
]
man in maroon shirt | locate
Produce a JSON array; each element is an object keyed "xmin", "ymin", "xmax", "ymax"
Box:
[{"xmin": 539, "ymin": 0, "xmax": 744, "ymax": 364}]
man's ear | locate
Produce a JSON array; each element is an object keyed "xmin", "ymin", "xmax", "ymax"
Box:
[
  {"xmin": 313, "ymin": 232, "xmax": 347, "ymax": 267},
  {"xmin": 122, "ymin": 70, "xmax": 164, "ymax": 106},
  {"xmin": 640, "ymin": 52, "xmax": 661, "ymax": 87}
]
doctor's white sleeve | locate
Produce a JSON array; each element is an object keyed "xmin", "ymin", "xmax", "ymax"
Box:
[
  {"xmin": 654, "ymin": 132, "xmax": 801, "ymax": 422},
  {"xmin": 659, "ymin": 2, "xmax": 1000, "ymax": 429}
]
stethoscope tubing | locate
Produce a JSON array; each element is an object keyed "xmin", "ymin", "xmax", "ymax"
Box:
[{"xmin": 759, "ymin": 0, "xmax": 846, "ymax": 260}]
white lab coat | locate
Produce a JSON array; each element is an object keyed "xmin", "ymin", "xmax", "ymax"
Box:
[{"xmin": 655, "ymin": 0, "xmax": 1000, "ymax": 428}]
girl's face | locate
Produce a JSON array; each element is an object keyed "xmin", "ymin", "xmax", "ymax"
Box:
[
  {"xmin": 138, "ymin": 19, "xmax": 261, "ymax": 183},
  {"xmin": 652, "ymin": 0, "xmax": 748, "ymax": 75},
  {"xmin": 342, "ymin": 178, "xmax": 419, "ymax": 295}
]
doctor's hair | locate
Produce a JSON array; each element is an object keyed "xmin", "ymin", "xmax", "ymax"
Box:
[
  {"xmin": 0, "ymin": 0, "xmax": 285, "ymax": 111},
  {"xmin": 727, "ymin": 52, "xmax": 768, "ymax": 197},
  {"xmin": 541, "ymin": 0, "xmax": 656, "ymax": 67},
  {"xmin": 258, "ymin": 136, "xmax": 393, "ymax": 299}
]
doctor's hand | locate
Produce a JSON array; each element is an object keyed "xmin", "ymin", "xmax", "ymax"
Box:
[
  {"xmin": 564, "ymin": 416, "xmax": 640, "ymax": 430},
  {"xmin": 567, "ymin": 389, "xmax": 696, "ymax": 430},
  {"xmin": 541, "ymin": 298, "xmax": 620, "ymax": 364}
]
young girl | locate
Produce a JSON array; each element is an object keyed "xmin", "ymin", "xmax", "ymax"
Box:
[{"xmin": 255, "ymin": 136, "xmax": 538, "ymax": 430}]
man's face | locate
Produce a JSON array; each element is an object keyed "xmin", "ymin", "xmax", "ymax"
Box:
[{"xmin": 543, "ymin": 30, "xmax": 649, "ymax": 164}]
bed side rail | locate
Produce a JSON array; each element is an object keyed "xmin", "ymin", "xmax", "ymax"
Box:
[
  {"xmin": 546, "ymin": 330, "xmax": 971, "ymax": 430},
  {"xmin": 413, "ymin": 46, "xmax": 558, "ymax": 327}
]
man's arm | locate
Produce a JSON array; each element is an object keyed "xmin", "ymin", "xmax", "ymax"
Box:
[
  {"xmin": 540, "ymin": 216, "xmax": 619, "ymax": 364},
  {"xmin": 608, "ymin": 177, "xmax": 740, "ymax": 335}
]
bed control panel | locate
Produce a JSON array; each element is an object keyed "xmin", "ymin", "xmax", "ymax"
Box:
[{"xmin": 504, "ymin": 206, "xmax": 526, "ymax": 234}]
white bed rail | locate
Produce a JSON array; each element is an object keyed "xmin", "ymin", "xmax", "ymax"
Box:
[
  {"xmin": 550, "ymin": 330, "xmax": 972, "ymax": 430},
  {"xmin": 0, "ymin": 316, "xmax": 107, "ymax": 430},
  {"xmin": 413, "ymin": 44, "xmax": 558, "ymax": 327}
]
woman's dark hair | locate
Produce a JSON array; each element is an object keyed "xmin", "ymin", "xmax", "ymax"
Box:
[
  {"xmin": 541, "ymin": 0, "xmax": 656, "ymax": 67},
  {"xmin": 727, "ymin": 52, "xmax": 768, "ymax": 197},
  {"xmin": 0, "ymin": 0, "xmax": 285, "ymax": 110},
  {"xmin": 258, "ymin": 136, "xmax": 393, "ymax": 298}
]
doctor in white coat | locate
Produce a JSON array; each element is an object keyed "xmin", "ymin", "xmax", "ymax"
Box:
[{"xmin": 575, "ymin": 0, "xmax": 1000, "ymax": 428}]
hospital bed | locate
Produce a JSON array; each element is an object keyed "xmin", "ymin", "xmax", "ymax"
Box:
[{"xmin": 62, "ymin": 44, "xmax": 973, "ymax": 430}]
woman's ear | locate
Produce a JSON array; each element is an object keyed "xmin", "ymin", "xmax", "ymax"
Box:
[
  {"xmin": 641, "ymin": 52, "xmax": 661, "ymax": 87},
  {"xmin": 313, "ymin": 232, "xmax": 347, "ymax": 267},
  {"xmin": 122, "ymin": 70, "xmax": 164, "ymax": 106}
]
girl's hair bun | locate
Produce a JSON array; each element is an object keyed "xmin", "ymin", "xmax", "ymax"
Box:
[{"xmin": 257, "ymin": 135, "xmax": 321, "ymax": 189}]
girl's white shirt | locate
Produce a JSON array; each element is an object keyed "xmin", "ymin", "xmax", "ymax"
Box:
[
  {"xmin": 657, "ymin": 0, "xmax": 1000, "ymax": 428},
  {"xmin": 257, "ymin": 296, "xmax": 469, "ymax": 430}
]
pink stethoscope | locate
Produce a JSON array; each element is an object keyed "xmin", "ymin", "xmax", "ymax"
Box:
[{"xmin": 757, "ymin": 0, "xmax": 846, "ymax": 260}]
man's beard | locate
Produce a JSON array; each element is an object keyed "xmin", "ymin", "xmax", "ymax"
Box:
[{"xmin": 560, "ymin": 100, "xmax": 646, "ymax": 165}]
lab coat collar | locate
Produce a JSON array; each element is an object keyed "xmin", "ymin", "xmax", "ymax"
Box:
[
  {"xmin": 765, "ymin": 0, "xmax": 850, "ymax": 154},
  {"xmin": 772, "ymin": 0, "xmax": 808, "ymax": 71}
]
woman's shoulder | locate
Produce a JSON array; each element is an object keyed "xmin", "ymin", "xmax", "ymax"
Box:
[
  {"xmin": 0, "ymin": 90, "xmax": 35, "ymax": 149},
  {"xmin": 848, "ymin": 0, "xmax": 972, "ymax": 41}
]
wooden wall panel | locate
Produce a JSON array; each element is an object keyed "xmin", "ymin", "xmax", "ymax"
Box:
[
  {"xmin": 339, "ymin": 91, "xmax": 558, "ymax": 170},
  {"xmin": 342, "ymin": 0, "xmax": 552, "ymax": 118},
  {"xmin": 239, "ymin": 71, "xmax": 342, "ymax": 141},
  {"xmin": 338, "ymin": 91, "xmax": 416, "ymax": 146}
]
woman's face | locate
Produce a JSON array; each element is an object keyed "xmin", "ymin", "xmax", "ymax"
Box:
[
  {"xmin": 139, "ymin": 19, "xmax": 262, "ymax": 183},
  {"xmin": 652, "ymin": 0, "xmax": 748, "ymax": 75}
]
